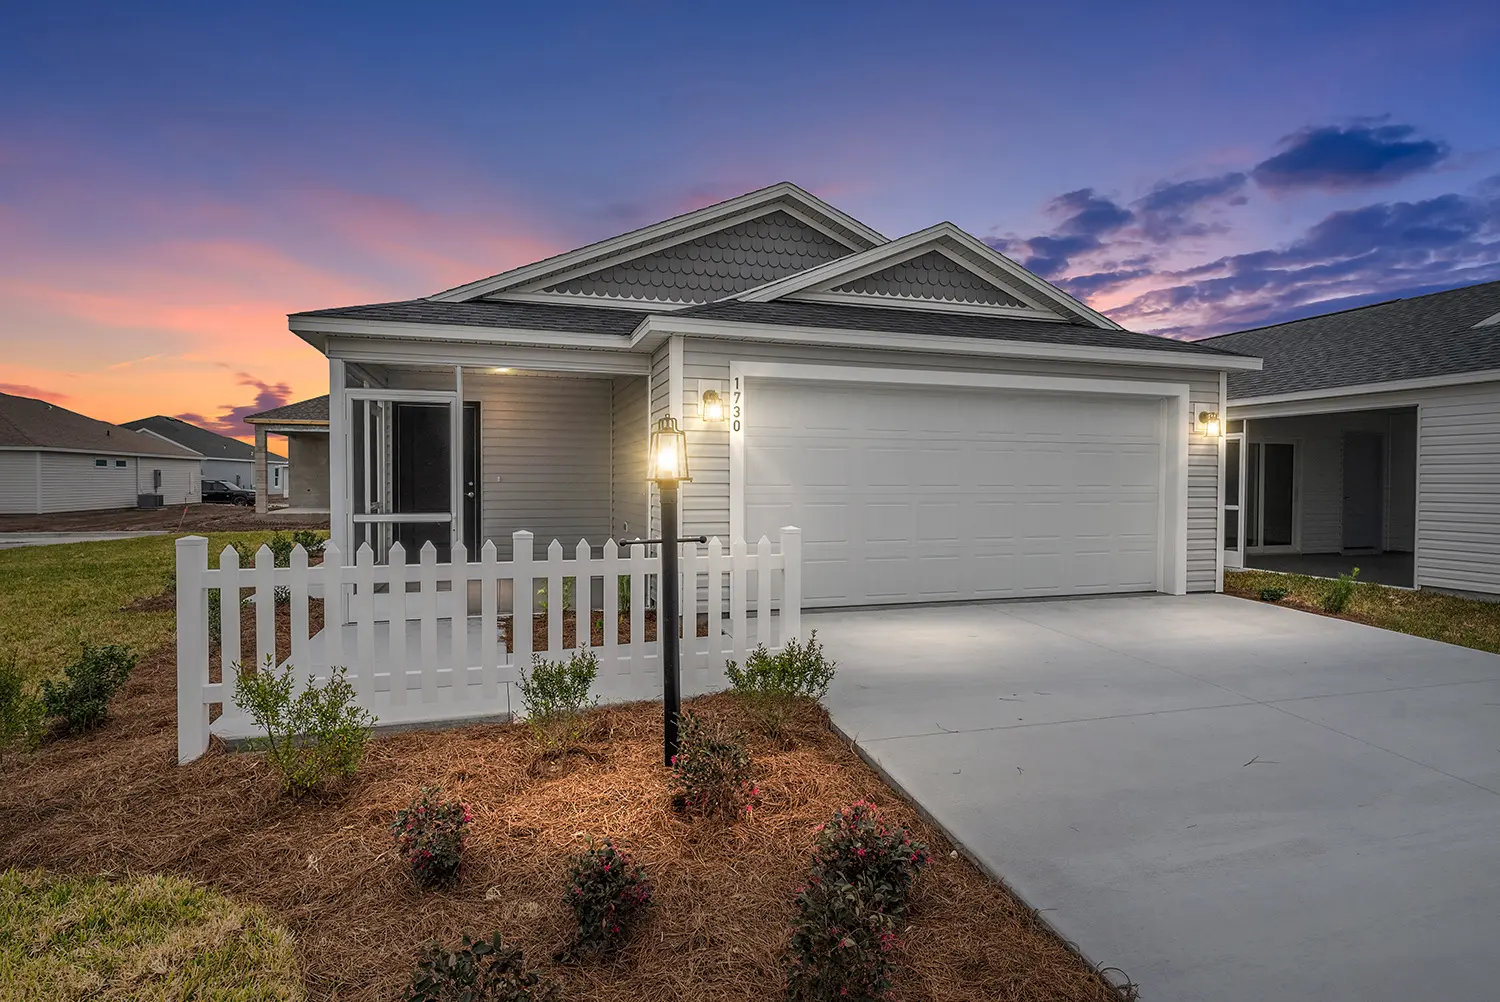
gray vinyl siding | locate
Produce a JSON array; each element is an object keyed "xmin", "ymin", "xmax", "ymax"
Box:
[
  {"xmin": 0, "ymin": 452, "xmax": 39, "ymax": 513},
  {"xmin": 829, "ymin": 249, "xmax": 1027, "ymax": 306},
  {"xmin": 203, "ymin": 457, "xmax": 255, "ymax": 486},
  {"xmin": 144, "ymin": 459, "xmax": 201, "ymax": 507},
  {"xmin": 610, "ymin": 375, "xmax": 649, "ymax": 539},
  {"xmin": 535, "ymin": 210, "xmax": 853, "ymax": 305},
  {"xmin": 466, "ymin": 372, "xmax": 613, "ymax": 557},
  {"xmin": 1417, "ymin": 382, "xmax": 1500, "ymax": 594},
  {"xmin": 25, "ymin": 452, "xmax": 200, "ymax": 513},
  {"xmin": 679, "ymin": 337, "xmax": 1225, "ymax": 593}
]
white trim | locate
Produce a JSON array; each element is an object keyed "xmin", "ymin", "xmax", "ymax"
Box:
[
  {"xmin": 329, "ymin": 358, "xmax": 348, "ymax": 555},
  {"xmin": 344, "ymin": 387, "xmax": 456, "ymax": 403},
  {"xmin": 790, "ymin": 290, "xmax": 1063, "ymax": 319},
  {"xmin": 427, "ymin": 183, "xmax": 885, "ymax": 302},
  {"xmin": 486, "ymin": 291, "xmax": 685, "ymax": 312},
  {"xmin": 1413, "ymin": 403, "xmax": 1423, "ymax": 589},
  {"xmin": 291, "ymin": 314, "xmax": 637, "ymax": 351},
  {"xmin": 451, "ymin": 365, "xmax": 464, "ymax": 549},
  {"xmin": 633, "ymin": 315, "xmax": 1262, "ymax": 372},
  {"xmin": 1229, "ymin": 367, "xmax": 1500, "ymax": 408},
  {"xmin": 1216, "ymin": 370, "xmax": 1228, "ymax": 589},
  {"xmin": 1474, "ymin": 310, "xmax": 1500, "ymax": 328},
  {"xmin": 669, "ymin": 336, "xmax": 684, "ymax": 422},
  {"xmin": 0, "ymin": 445, "xmax": 201, "ymax": 460},
  {"xmin": 733, "ymin": 221, "xmax": 1125, "ymax": 331},
  {"xmin": 324, "ymin": 336, "xmax": 650, "ymax": 375},
  {"xmin": 349, "ymin": 512, "xmax": 453, "ymax": 525},
  {"xmin": 726, "ymin": 360, "xmax": 1191, "ymax": 596}
]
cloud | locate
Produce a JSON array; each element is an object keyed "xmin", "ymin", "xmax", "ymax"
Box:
[
  {"xmin": 993, "ymin": 188, "xmax": 1135, "ymax": 277},
  {"xmin": 1135, "ymin": 173, "xmax": 1248, "ymax": 241},
  {"xmin": 0, "ymin": 382, "xmax": 70, "ymax": 403},
  {"xmin": 175, "ymin": 373, "xmax": 293, "ymax": 440},
  {"xmin": 1252, "ymin": 121, "xmax": 1450, "ymax": 193}
]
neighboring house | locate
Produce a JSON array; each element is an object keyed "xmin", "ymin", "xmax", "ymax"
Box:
[
  {"xmin": 0, "ymin": 392, "xmax": 202, "ymax": 514},
  {"xmin": 286, "ymin": 182, "xmax": 1260, "ymax": 606},
  {"xmin": 1209, "ymin": 280, "xmax": 1500, "ymax": 594},
  {"xmin": 122, "ymin": 414, "xmax": 288, "ymax": 494},
  {"xmin": 245, "ymin": 395, "xmax": 330, "ymax": 514}
]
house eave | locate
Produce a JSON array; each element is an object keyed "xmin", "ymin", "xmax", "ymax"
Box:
[
  {"xmin": 0, "ymin": 445, "xmax": 204, "ymax": 460},
  {"xmin": 288, "ymin": 315, "xmax": 641, "ymax": 354},
  {"xmin": 1227, "ymin": 367, "xmax": 1500, "ymax": 410}
]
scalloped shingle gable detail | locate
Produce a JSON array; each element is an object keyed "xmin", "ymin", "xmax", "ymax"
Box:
[{"xmin": 829, "ymin": 250, "xmax": 1028, "ymax": 307}]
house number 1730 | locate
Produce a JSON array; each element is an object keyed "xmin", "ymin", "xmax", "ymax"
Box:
[{"xmin": 731, "ymin": 376, "xmax": 742, "ymax": 433}]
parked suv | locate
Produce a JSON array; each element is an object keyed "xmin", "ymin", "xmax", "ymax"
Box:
[{"xmin": 201, "ymin": 480, "xmax": 254, "ymax": 505}]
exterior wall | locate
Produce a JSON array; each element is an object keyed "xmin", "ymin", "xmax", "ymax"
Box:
[
  {"xmin": 203, "ymin": 457, "xmax": 254, "ymax": 486},
  {"xmin": 0, "ymin": 452, "xmax": 40, "ymax": 514},
  {"xmin": 21, "ymin": 453, "xmax": 200, "ymax": 513},
  {"xmin": 610, "ymin": 375, "xmax": 649, "ymax": 539},
  {"xmin": 465, "ymin": 373, "xmax": 613, "ymax": 557},
  {"xmin": 679, "ymin": 337, "xmax": 1225, "ymax": 593},
  {"xmin": 828, "ymin": 249, "xmax": 1026, "ymax": 306},
  {"xmin": 536, "ymin": 210, "xmax": 853, "ymax": 305},
  {"xmin": 287, "ymin": 433, "xmax": 331, "ymax": 508}
]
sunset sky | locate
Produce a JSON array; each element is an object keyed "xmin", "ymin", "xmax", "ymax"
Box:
[{"xmin": 3, "ymin": 0, "xmax": 1497, "ymax": 441}]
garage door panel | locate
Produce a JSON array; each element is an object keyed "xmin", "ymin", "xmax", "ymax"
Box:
[{"xmin": 744, "ymin": 379, "xmax": 1163, "ymax": 606}]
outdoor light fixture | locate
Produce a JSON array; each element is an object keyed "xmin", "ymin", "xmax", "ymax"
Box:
[
  {"xmin": 699, "ymin": 388, "xmax": 727, "ymax": 422},
  {"xmin": 648, "ymin": 416, "xmax": 690, "ymax": 483},
  {"xmin": 1198, "ymin": 410, "xmax": 1222, "ymax": 437}
]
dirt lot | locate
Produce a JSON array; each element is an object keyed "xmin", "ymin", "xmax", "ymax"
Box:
[{"xmin": 0, "ymin": 504, "xmax": 329, "ymax": 533}]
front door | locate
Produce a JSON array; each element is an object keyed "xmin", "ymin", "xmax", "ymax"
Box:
[{"xmin": 1342, "ymin": 432, "xmax": 1384, "ymax": 551}]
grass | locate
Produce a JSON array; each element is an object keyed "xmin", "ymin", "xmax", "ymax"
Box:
[
  {"xmin": 0, "ymin": 532, "xmax": 289, "ymax": 683},
  {"xmin": 1225, "ymin": 568, "xmax": 1500, "ymax": 654},
  {"xmin": 0, "ymin": 868, "xmax": 303, "ymax": 1001}
]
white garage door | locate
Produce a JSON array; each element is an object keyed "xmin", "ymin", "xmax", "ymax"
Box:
[{"xmin": 743, "ymin": 379, "xmax": 1163, "ymax": 607}]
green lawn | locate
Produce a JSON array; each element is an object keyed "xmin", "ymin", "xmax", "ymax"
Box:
[
  {"xmin": 0, "ymin": 869, "xmax": 303, "ymax": 1002},
  {"xmin": 0, "ymin": 532, "xmax": 287, "ymax": 683},
  {"xmin": 1225, "ymin": 568, "xmax": 1500, "ymax": 655}
]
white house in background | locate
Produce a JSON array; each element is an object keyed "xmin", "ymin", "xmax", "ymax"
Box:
[
  {"xmin": 122, "ymin": 414, "xmax": 288, "ymax": 494},
  {"xmin": 1211, "ymin": 280, "xmax": 1500, "ymax": 595},
  {"xmin": 0, "ymin": 391, "xmax": 202, "ymax": 514},
  {"xmin": 285, "ymin": 182, "xmax": 1261, "ymax": 605}
]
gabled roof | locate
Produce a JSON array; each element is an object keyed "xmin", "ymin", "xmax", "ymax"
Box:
[
  {"xmin": 427, "ymin": 182, "xmax": 886, "ymax": 303},
  {"xmin": 246, "ymin": 395, "xmax": 330, "ymax": 425},
  {"xmin": 1206, "ymin": 280, "xmax": 1500, "ymax": 401},
  {"xmin": 732, "ymin": 222, "xmax": 1122, "ymax": 329},
  {"xmin": 122, "ymin": 415, "xmax": 286, "ymax": 462},
  {"xmin": 292, "ymin": 298, "xmax": 643, "ymax": 335},
  {"xmin": 0, "ymin": 392, "xmax": 201, "ymax": 458}
]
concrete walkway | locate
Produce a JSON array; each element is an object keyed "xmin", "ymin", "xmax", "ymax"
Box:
[
  {"xmin": 0, "ymin": 530, "xmax": 167, "ymax": 549},
  {"xmin": 813, "ymin": 594, "xmax": 1500, "ymax": 1002}
]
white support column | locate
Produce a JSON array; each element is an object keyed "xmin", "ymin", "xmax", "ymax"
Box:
[
  {"xmin": 328, "ymin": 357, "xmax": 348, "ymax": 554},
  {"xmin": 451, "ymin": 364, "xmax": 464, "ymax": 549}
]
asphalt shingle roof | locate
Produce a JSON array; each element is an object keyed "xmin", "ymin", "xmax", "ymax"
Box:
[
  {"xmin": 1205, "ymin": 281, "xmax": 1500, "ymax": 400},
  {"xmin": 676, "ymin": 299, "xmax": 1252, "ymax": 359},
  {"xmin": 121, "ymin": 415, "xmax": 285, "ymax": 462},
  {"xmin": 246, "ymin": 395, "xmax": 330, "ymax": 424},
  {"xmin": 0, "ymin": 393, "xmax": 200, "ymax": 458},
  {"xmin": 291, "ymin": 299, "xmax": 644, "ymax": 336}
]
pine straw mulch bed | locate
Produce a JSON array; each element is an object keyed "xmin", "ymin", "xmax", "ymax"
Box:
[{"xmin": 0, "ymin": 644, "xmax": 1128, "ymax": 1002}]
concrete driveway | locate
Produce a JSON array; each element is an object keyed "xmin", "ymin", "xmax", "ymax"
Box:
[{"xmin": 812, "ymin": 593, "xmax": 1500, "ymax": 1002}]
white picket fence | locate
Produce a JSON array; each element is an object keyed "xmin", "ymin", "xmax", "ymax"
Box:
[{"xmin": 175, "ymin": 527, "xmax": 802, "ymax": 764}]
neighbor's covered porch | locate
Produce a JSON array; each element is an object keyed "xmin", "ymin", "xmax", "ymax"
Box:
[{"xmin": 1222, "ymin": 406, "xmax": 1417, "ymax": 587}]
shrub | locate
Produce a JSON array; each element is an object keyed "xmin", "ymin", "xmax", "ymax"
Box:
[
  {"xmin": 233, "ymin": 540, "xmax": 260, "ymax": 567},
  {"xmin": 725, "ymin": 632, "xmax": 837, "ymax": 735},
  {"xmin": 0, "ymin": 655, "xmax": 47, "ymax": 755},
  {"xmin": 1258, "ymin": 586, "xmax": 1289, "ymax": 603},
  {"xmin": 669, "ymin": 710, "xmax": 757, "ymax": 819},
  {"xmin": 38, "ymin": 643, "xmax": 136, "ymax": 735},
  {"xmin": 516, "ymin": 647, "xmax": 598, "ymax": 752},
  {"xmin": 406, "ymin": 932, "xmax": 557, "ymax": 1002},
  {"xmin": 267, "ymin": 532, "xmax": 296, "ymax": 566},
  {"xmin": 561, "ymin": 839, "xmax": 651, "ymax": 959},
  {"xmin": 291, "ymin": 529, "xmax": 327, "ymax": 556},
  {"xmin": 1321, "ymin": 568, "xmax": 1361, "ymax": 614},
  {"xmin": 391, "ymin": 786, "xmax": 472, "ymax": 888},
  {"xmin": 233, "ymin": 657, "xmax": 376, "ymax": 797},
  {"xmin": 535, "ymin": 577, "xmax": 576, "ymax": 615},
  {"xmin": 808, "ymin": 800, "xmax": 930, "ymax": 919},
  {"xmin": 786, "ymin": 880, "xmax": 900, "ymax": 1002}
]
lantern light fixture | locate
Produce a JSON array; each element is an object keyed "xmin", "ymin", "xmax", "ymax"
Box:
[
  {"xmin": 699, "ymin": 388, "xmax": 727, "ymax": 423},
  {"xmin": 648, "ymin": 416, "xmax": 691, "ymax": 484},
  {"xmin": 1198, "ymin": 410, "xmax": 1222, "ymax": 438}
]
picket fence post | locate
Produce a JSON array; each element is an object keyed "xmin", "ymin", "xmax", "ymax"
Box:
[
  {"xmin": 176, "ymin": 535, "xmax": 210, "ymax": 764},
  {"xmin": 781, "ymin": 526, "xmax": 802, "ymax": 646}
]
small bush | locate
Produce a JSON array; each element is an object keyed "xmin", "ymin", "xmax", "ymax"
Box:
[
  {"xmin": 808, "ymin": 800, "xmax": 930, "ymax": 919},
  {"xmin": 725, "ymin": 632, "xmax": 837, "ymax": 736},
  {"xmin": 670, "ymin": 710, "xmax": 757, "ymax": 819},
  {"xmin": 233, "ymin": 540, "xmax": 260, "ymax": 567},
  {"xmin": 391, "ymin": 786, "xmax": 472, "ymax": 888},
  {"xmin": 0, "ymin": 655, "xmax": 47, "ymax": 755},
  {"xmin": 516, "ymin": 647, "xmax": 598, "ymax": 752},
  {"xmin": 267, "ymin": 532, "xmax": 296, "ymax": 566},
  {"xmin": 291, "ymin": 529, "xmax": 327, "ymax": 556},
  {"xmin": 561, "ymin": 839, "xmax": 651, "ymax": 959},
  {"xmin": 38, "ymin": 643, "xmax": 136, "ymax": 735},
  {"xmin": 1321, "ymin": 568, "xmax": 1361, "ymax": 614},
  {"xmin": 406, "ymin": 932, "xmax": 557, "ymax": 1002},
  {"xmin": 1258, "ymin": 586, "xmax": 1289, "ymax": 603},
  {"xmin": 535, "ymin": 577, "xmax": 576, "ymax": 615},
  {"xmin": 786, "ymin": 880, "xmax": 900, "ymax": 1002},
  {"xmin": 233, "ymin": 657, "xmax": 376, "ymax": 797}
]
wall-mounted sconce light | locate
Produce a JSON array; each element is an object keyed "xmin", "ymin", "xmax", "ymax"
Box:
[
  {"xmin": 700, "ymin": 388, "xmax": 727, "ymax": 422},
  {"xmin": 1198, "ymin": 410, "xmax": 1221, "ymax": 437}
]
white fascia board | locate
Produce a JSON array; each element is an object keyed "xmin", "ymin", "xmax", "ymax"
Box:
[
  {"xmin": 0, "ymin": 446, "xmax": 204, "ymax": 460},
  {"xmin": 289, "ymin": 314, "xmax": 637, "ymax": 351},
  {"xmin": 630, "ymin": 315, "xmax": 1263, "ymax": 372},
  {"xmin": 1472, "ymin": 310, "xmax": 1500, "ymax": 327},
  {"xmin": 322, "ymin": 334, "xmax": 652, "ymax": 375},
  {"xmin": 1227, "ymin": 367, "xmax": 1500, "ymax": 409},
  {"xmin": 426, "ymin": 183, "xmax": 886, "ymax": 303}
]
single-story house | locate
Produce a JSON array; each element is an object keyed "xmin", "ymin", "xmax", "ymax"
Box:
[
  {"xmin": 1210, "ymin": 280, "xmax": 1500, "ymax": 595},
  {"xmin": 0, "ymin": 391, "xmax": 202, "ymax": 513},
  {"xmin": 122, "ymin": 414, "xmax": 288, "ymax": 494},
  {"xmin": 245, "ymin": 395, "xmax": 329, "ymax": 514},
  {"xmin": 286, "ymin": 182, "xmax": 1261, "ymax": 607}
]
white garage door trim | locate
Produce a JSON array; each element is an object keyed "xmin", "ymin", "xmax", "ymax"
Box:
[{"xmin": 728, "ymin": 360, "xmax": 1191, "ymax": 596}]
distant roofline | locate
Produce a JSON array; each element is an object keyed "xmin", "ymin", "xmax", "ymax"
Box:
[{"xmin": 1198, "ymin": 279, "xmax": 1500, "ymax": 342}]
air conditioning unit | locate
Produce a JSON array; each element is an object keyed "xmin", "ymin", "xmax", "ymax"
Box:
[{"xmin": 137, "ymin": 493, "xmax": 164, "ymax": 509}]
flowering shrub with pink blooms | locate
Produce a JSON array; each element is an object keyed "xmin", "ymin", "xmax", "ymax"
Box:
[
  {"xmin": 668, "ymin": 711, "xmax": 758, "ymax": 819},
  {"xmin": 785, "ymin": 801, "xmax": 931, "ymax": 1001},
  {"xmin": 391, "ymin": 787, "xmax": 472, "ymax": 889},
  {"xmin": 561, "ymin": 839, "xmax": 651, "ymax": 959}
]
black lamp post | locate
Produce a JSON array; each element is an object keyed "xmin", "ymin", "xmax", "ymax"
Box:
[{"xmin": 642, "ymin": 416, "xmax": 701, "ymax": 767}]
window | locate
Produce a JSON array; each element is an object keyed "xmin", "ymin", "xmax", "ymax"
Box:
[
  {"xmin": 115, "ymin": 459, "xmax": 127, "ymax": 467},
  {"xmin": 95, "ymin": 458, "xmax": 107, "ymax": 467}
]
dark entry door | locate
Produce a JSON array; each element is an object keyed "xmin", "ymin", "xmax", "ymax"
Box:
[
  {"xmin": 391, "ymin": 402, "xmax": 480, "ymax": 559},
  {"xmin": 1343, "ymin": 432, "xmax": 1384, "ymax": 551}
]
